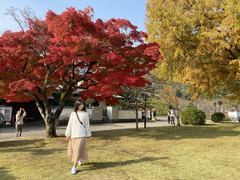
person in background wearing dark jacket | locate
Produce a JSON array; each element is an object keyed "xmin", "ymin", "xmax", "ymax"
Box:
[{"xmin": 167, "ymin": 111, "xmax": 171, "ymax": 124}]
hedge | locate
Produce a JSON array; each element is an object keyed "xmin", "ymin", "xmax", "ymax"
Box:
[
  {"xmin": 211, "ymin": 113, "xmax": 225, "ymax": 123},
  {"xmin": 181, "ymin": 108, "xmax": 206, "ymax": 125}
]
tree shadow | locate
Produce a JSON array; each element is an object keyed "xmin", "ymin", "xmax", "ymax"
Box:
[
  {"xmin": 0, "ymin": 167, "xmax": 18, "ymax": 180},
  {"xmin": 82, "ymin": 156, "xmax": 169, "ymax": 171},
  {"xmin": 0, "ymin": 126, "xmax": 46, "ymax": 134},
  {"xmin": 92, "ymin": 123, "xmax": 240, "ymax": 141},
  {"xmin": 0, "ymin": 146, "xmax": 65, "ymax": 156},
  {"xmin": 0, "ymin": 138, "xmax": 65, "ymax": 155},
  {"xmin": 30, "ymin": 148, "xmax": 65, "ymax": 156},
  {"xmin": 0, "ymin": 139, "xmax": 45, "ymax": 148}
]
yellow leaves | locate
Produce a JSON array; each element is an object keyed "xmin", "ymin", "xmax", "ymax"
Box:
[
  {"xmin": 229, "ymin": 60, "xmax": 240, "ymax": 79},
  {"xmin": 174, "ymin": 47, "xmax": 184, "ymax": 59},
  {"xmin": 219, "ymin": 40, "xmax": 232, "ymax": 49},
  {"xmin": 146, "ymin": 0, "xmax": 240, "ymax": 101}
]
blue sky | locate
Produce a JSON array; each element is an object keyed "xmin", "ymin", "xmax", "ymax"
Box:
[{"xmin": 0, "ymin": 0, "xmax": 147, "ymax": 35}]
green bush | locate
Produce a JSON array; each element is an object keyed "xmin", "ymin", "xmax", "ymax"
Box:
[
  {"xmin": 181, "ymin": 108, "xmax": 206, "ymax": 125},
  {"xmin": 223, "ymin": 117, "xmax": 231, "ymax": 121},
  {"xmin": 211, "ymin": 113, "xmax": 225, "ymax": 123}
]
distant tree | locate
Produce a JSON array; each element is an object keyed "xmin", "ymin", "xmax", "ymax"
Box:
[
  {"xmin": 141, "ymin": 72, "xmax": 190, "ymax": 126},
  {"xmin": 85, "ymin": 98, "xmax": 95, "ymax": 108}
]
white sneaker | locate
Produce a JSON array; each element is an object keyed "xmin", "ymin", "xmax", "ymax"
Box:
[
  {"xmin": 78, "ymin": 160, "xmax": 82, "ymax": 166},
  {"xmin": 71, "ymin": 166, "xmax": 76, "ymax": 175}
]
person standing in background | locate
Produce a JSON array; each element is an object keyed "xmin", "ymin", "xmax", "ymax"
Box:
[
  {"xmin": 170, "ymin": 109, "xmax": 175, "ymax": 125},
  {"xmin": 0, "ymin": 112, "xmax": 4, "ymax": 124},
  {"xmin": 142, "ymin": 111, "xmax": 146, "ymax": 121},
  {"xmin": 167, "ymin": 111, "xmax": 171, "ymax": 124},
  {"xmin": 15, "ymin": 108, "xmax": 27, "ymax": 138}
]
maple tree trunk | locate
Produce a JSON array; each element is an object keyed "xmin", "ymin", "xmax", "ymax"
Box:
[
  {"xmin": 33, "ymin": 88, "xmax": 72, "ymax": 138},
  {"xmin": 45, "ymin": 118, "xmax": 57, "ymax": 138},
  {"xmin": 43, "ymin": 101, "xmax": 67, "ymax": 138},
  {"xmin": 35, "ymin": 99, "xmax": 58, "ymax": 138}
]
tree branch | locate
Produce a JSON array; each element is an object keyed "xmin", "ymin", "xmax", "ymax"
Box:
[{"xmin": 22, "ymin": 90, "xmax": 46, "ymax": 120}]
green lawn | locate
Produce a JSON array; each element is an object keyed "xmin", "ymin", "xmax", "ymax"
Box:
[{"xmin": 1, "ymin": 123, "xmax": 240, "ymax": 180}]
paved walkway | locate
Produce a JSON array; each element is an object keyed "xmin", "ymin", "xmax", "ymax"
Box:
[{"xmin": 0, "ymin": 118, "xmax": 169, "ymax": 140}]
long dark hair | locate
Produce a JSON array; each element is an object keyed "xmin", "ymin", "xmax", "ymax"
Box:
[
  {"xmin": 19, "ymin": 109, "xmax": 24, "ymax": 116},
  {"xmin": 74, "ymin": 99, "xmax": 86, "ymax": 112}
]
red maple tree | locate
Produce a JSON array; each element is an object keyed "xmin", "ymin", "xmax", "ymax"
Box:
[{"xmin": 0, "ymin": 7, "xmax": 162, "ymax": 137}]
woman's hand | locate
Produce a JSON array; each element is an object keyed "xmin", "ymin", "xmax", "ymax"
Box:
[{"xmin": 66, "ymin": 136, "xmax": 71, "ymax": 141}]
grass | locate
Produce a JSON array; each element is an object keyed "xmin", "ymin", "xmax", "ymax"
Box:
[{"xmin": 1, "ymin": 123, "xmax": 240, "ymax": 180}]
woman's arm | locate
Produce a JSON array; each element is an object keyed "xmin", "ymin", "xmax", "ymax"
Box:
[
  {"xmin": 15, "ymin": 111, "xmax": 21, "ymax": 124},
  {"xmin": 23, "ymin": 109, "xmax": 27, "ymax": 118},
  {"xmin": 85, "ymin": 113, "xmax": 92, "ymax": 138},
  {"xmin": 65, "ymin": 112, "xmax": 73, "ymax": 139}
]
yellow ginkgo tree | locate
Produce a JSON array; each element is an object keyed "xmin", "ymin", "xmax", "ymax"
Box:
[{"xmin": 146, "ymin": 0, "xmax": 240, "ymax": 101}]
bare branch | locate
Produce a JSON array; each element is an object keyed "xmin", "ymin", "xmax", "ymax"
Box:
[
  {"xmin": 6, "ymin": 7, "xmax": 25, "ymax": 32},
  {"xmin": 6, "ymin": 6, "xmax": 37, "ymax": 32}
]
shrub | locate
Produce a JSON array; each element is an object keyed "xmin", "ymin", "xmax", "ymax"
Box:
[
  {"xmin": 211, "ymin": 113, "xmax": 225, "ymax": 123},
  {"xmin": 181, "ymin": 108, "xmax": 206, "ymax": 125},
  {"xmin": 223, "ymin": 117, "xmax": 231, "ymax": 121}
]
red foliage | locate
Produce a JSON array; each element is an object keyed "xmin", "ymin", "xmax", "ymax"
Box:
[{"xmin": 0, "ymin": 7, "xmax": 162, "ymax": 104}]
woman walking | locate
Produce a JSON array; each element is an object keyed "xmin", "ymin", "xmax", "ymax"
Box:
[
  {"xmin": 170, "ymin": 109, "xmax": 175, "ymax": 125},
  {"xmin": 65, "ymin": 99, "xmax": 92, "ymax": 175},
  {"xmin": 15, "ymin": 108, "xmax": 27, "ymax": 138},
  {"xmin": 167, "ymin": 111, "xmax": 171, "ymax": 124}
]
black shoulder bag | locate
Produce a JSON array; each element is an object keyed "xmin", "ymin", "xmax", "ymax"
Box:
[{"xmin": 75, "ymin": 112, "xmax": 86, "ymax": 129}]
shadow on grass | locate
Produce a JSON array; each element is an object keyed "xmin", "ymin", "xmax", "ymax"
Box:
[
  {"xmin": 0, "ymin": 138, "xmax": 65, "ymax": 155},
  {"xmin": 0, "ymin": 126, "xmax": 46, "ymax": 134},
  {"xmin": 0, "ymin": 139, "xmax": 45, "ymax": 148},
  {"xmin": 0, "ymin": 167, "xmax": 18, "ymax": 180},
  {"xmin": 83, "ymin": 156, "xmax": 168, "ymax": 171},
  {"xmin": 0, "ymin": 146, "xmax": 65, "ymax": 155},
  {"xmin": 92, "ymin": 123, "xmax": 240, "ymax": 141}
]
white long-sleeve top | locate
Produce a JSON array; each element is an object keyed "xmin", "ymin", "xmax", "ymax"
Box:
[
  {"xmin": 15, "ymin": 110, "xmax": 27, "ymax": 125},
  {"xmin": 65, "ymin": 110, "xmax": 92, "ymax": 138},
  {"xmin": 170, "ymin": 110, "xmax": 175, "ymax": 118}
]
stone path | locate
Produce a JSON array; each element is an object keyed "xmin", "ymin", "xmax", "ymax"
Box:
[{"xmin": 0, "ymin": 118, "xmax": 170, "ymax": 140}]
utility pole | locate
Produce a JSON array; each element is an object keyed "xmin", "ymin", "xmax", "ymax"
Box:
[
  {"xmin": 135, "ymin": 88, "xmax": 139, "ymax": 131},
  {"xmin": 143, "ymin": 94, "xmax": 148, "ymax": 128}
]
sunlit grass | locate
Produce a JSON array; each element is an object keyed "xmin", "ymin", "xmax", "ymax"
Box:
[{"xmin": 1, "ymin": 123, "xmax": 240, "ymax": 179}]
